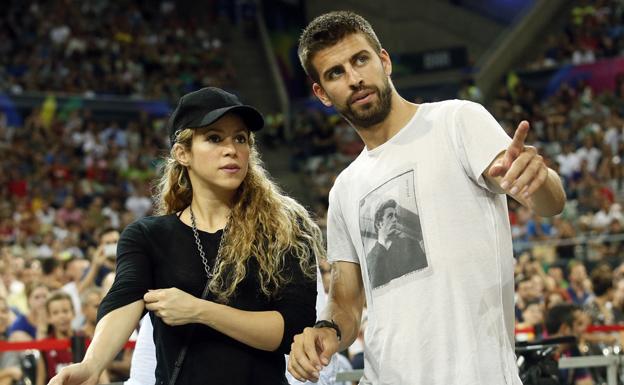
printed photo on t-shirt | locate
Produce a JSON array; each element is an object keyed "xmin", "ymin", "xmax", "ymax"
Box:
[{"xmin": 359, "ymin": 170, "xmax": 428, "ymax": 289}]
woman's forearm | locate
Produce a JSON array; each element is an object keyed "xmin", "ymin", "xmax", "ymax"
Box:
[
  {"xmin": 82, "ymin": 300, "xmax": 144, "ymax": 373},
  {"xmin": 195, "ymin": 301, "xmax": 284, "ymax": 351}
]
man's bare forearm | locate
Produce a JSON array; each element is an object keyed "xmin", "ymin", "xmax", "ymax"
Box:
[{"xmin": 320, "ymin": 261, "xmax": 365, "ymax": 351}]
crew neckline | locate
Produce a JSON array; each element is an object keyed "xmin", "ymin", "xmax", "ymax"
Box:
[
  {"xmin": 364, "ymin": 103, "xmax": 427, "ymax": 156},
  {"xmin": 173, "ymin": 212, "xmax": 224, "ymax": 236}
]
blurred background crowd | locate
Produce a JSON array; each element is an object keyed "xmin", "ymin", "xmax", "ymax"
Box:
[{"xmin": 1, "ymin": 0, "xmax": 624, "ymax": 384}]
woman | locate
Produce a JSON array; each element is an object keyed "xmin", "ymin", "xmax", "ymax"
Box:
[
  {"xmin": 37, "ymin": 291, "xmax": 110, "ymax": 385},
  {"xmin": 0, "ymin": 296, "xmax": 23, "ymax": 385},
  {"xmin": 8, "ymin": 282, "xmax": 49, "ymax": 341},
  {"xmin": 50, "ymin": 87, "xmax": 323, "ymax": 385}
]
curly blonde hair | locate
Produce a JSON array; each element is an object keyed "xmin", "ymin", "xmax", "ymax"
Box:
[{"xmin": 154, "ymin": 128, "xmax": 323, "ymax": 302}]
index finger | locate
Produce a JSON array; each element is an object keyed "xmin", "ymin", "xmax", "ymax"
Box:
[{"xmin": 509, "ymin": 120, "xmax": 530, "ymax": 152}]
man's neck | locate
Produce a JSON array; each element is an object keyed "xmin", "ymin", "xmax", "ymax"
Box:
[{"xmin": 355, "ymin": 93, "xmax": 419, "ymax": 151}]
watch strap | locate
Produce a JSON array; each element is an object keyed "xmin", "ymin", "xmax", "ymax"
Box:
[{"xmin": 313, "ymin": 319, "xmax": 342, "ymax": 341}]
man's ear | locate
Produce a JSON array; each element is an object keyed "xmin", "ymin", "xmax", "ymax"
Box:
[
  {"xmin": 379, "ymin": 49, "xmax": 392, "ymax": 77},
  {"xmin": 173, "ymin": 143, "xmax": 190, "ymax": 167},
  {"xmin": 313, "ymin": 83, "xmax": 333, "ymax": 107}
]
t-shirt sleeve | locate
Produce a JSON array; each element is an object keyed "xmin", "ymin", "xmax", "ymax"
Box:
[
  {"xmin": 272, "ymin": 253, "xmax": 318, "ymax": 355},
  {"xmin": 452, "ymin": 101, "xmax": 512, "ymax": 192},
  {"xmin": 326, "ymin": 185, "xmax": 358, "ymax": 264},
  {"xmin": 97, "ymin": 220, "xmax": 153, "ymax": 322}
]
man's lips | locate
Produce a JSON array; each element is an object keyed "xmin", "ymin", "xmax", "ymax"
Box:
[{"xmin": 350, "ymin": 89, "xmax": 375, "ymax": 105}]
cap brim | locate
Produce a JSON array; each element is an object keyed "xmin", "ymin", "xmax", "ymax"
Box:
[{"xmin": 187, "ymin": 105, "xmax": 264, "ymax": 132}]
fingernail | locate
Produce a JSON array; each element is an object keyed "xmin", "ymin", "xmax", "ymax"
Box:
[
  {"xmin": 510, "ymin": 186, "xmax": 518, "ymax": 195},
  {"xmin": 321, "ymin": 357, "xmax": 328, "ymax": 365},
  {"xmin": 500, "ymin": 181, "xmax": 509, "ymax": 190},
  {"xmin": 523, "ymin": 191, "xmax": 529, "ymax": 199},
  {"xmin": 315, "ymin": 365, "xmax": 322, "ymax": 371},
  {"xmin": 313, "ymin": 371, "xmax": 319, "ymax": 377}
]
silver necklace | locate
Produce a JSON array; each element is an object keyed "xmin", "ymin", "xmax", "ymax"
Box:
[{"xmin": 189, "ymin": 206, "xmax": 227, "ymax": 280}]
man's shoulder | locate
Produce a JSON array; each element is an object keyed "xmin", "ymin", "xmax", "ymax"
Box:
[
  {"xmin": 413, "ymin": 100, "xmax": 488, "ymax": 130},
  {"xmin": 331, "ymin": 155, "xmax": 365, "ymax": 191},
  {"xmin": 421, "ymin": 99, "xmax": 475, "ymax": 114}
]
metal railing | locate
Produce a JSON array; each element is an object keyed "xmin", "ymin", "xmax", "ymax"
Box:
[
  {"xmin": 335, "ymin": 355, "xmax": 624, "ymax": 385},
  {"xmin": 559, "ymin": 355, "xmax": 620, "ymax": 385}
]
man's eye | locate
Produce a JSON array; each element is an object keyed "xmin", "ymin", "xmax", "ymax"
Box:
[
  {"xmin": 356, "ymin": 55, "xmax": 368, "ymax": 65},
  {"xmin": 329, "ymin": 68, "xmax": 343, "ymax": 79}
]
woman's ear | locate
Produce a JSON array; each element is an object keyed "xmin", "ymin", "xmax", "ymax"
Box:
[{"xmin": 173, "ymin": 143, "xmax": 190, "ymax": 167}]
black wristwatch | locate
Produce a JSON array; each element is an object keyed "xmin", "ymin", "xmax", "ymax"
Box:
[{"xmin": 313, "ymin": 319, "xmax": 342, "ymax": 341}]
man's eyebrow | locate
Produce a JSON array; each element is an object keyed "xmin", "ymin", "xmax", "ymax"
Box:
[
  {"xmin": 349, "ymin": 50, "xmax": 369, "ymax": 62},
  {"xmin": 322, "ymin": 50, "xmax": 371, "ymax": 80}
]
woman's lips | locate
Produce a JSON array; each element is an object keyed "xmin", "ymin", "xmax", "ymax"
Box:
[{"xmin": 220, "ymin": 166, "xmax": 241, "ymax": 174}]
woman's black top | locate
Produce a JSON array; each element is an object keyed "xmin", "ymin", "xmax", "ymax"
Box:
[{"xmin": 98, "ymin": 214, "xmax": 317, "ymax": 385}]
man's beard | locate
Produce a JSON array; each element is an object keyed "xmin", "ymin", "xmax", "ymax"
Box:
[{"xmin": 336, "ymin": 77, "xmax": 393, "ymax": 129}]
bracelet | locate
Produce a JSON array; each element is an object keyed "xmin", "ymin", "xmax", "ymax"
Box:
[{"xmin": 313, "ymin": 319, "xmax": 341, "ymax": 341}]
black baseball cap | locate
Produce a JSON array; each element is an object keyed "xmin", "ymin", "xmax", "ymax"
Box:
[{"xmin": 167, "ymin": 87, "xmax": 264, "ymax": 145}]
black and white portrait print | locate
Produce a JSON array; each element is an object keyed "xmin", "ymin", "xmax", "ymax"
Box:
[{"xmin": 359, "ymin": 170, "xmax": 428, "ymax": 289}]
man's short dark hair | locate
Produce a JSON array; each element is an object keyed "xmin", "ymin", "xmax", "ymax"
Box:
[
  {"xmin": 545, "ymin": 303, "xmax": 579, "ymax": 335},
  {"xmin": 98, "ymin": 227, "xmax": 119, "ymax": 241},
  {"xmin": 374, "ymin": 199, "xmax": 397, "ymax": 231},
  {"xmin": 298, "ymin": 11, "xmax": 382, "ymax": 83},
  {"xmin": 41, "ymin": 258, "xmax": 60, "ymax": 275},
  {"xmin": 62, "ymin": 256, "xmax": 79, "ymax": 272},
  {"xmin": 590, "ymin": 264, "xmax": 613, "ymax": 297},
  {"xmin": 46, "ymin": 290, "xmax": 74, "ymax": 313}
]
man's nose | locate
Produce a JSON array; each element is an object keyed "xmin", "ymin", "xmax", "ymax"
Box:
[{"xmin": 346, "ymin": 66, "xmax": 364, "ymax": 89}]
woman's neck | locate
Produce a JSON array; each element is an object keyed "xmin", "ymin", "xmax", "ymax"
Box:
[
  {"xmin": 27, "ymin": 310, "xmax": 40, "ymax": 325},
  {"xmin": 185, "ymin": 195, "xmax": 232, "ymax": 233}
]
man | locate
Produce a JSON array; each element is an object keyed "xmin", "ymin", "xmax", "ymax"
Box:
[
  {"xmin": 567, "ymin": 261, "xmax": 591, "ymax": 306},
  {"xmin": 288, "ymin": 11, "xmax": 566, "ymax": 384},
  {"xmin": 366, "ymin": 199, "xmax": 426, "ymax": 288},
  {"xmin": 62, "ymin": 227, "xmax": 119, "ymax": 329},
  {"xmin": 544, "ymin": 303, "xmax": 594, "ymax": 385}
]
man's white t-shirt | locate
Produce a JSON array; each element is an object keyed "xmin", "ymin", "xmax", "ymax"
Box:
[{"xmin": 327, "ymin": 100, "xmax": 522, "ymax": 385}]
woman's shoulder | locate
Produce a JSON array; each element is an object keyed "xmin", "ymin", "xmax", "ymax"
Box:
[{"xmin": 121, "ymin": 214, "xmax": 181, "ymax": 238}]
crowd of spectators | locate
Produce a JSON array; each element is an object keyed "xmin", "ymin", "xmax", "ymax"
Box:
[
  {"xmin": 1, "ymin": 0, "xmax": 239, "ymax": 101},
  {"xmin": 0, "ymin": 101, "xmax": 168, "ymax": 382},
  {"xmin": 0, "ymin": 0, "xmax": 624, "ymax": 383},
  {"xmin": 529, "ymin": 0, "xmax": 624, "ymax": 69}
]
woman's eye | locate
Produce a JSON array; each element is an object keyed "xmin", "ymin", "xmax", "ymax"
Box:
[
  {"xmin": 235, "ymin": 135, "xmax": 248, "ymax": 144},
  {"xmin": 207, "ymin": 135, "xmax": 221, "ymax": 143}
]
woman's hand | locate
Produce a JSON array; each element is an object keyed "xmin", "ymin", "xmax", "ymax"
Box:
[
  {"xmin": 47, "ymin": 362, "xmax": 99, "ymax": 385},
  {"xmin": 144, "ymin": 288, "xmax": 202, "ymax": 326}
]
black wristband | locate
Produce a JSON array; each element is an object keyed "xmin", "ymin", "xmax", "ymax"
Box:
[{"xmin": 313, "ymin": 319, "xmax": 341, "ymax": 341}]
